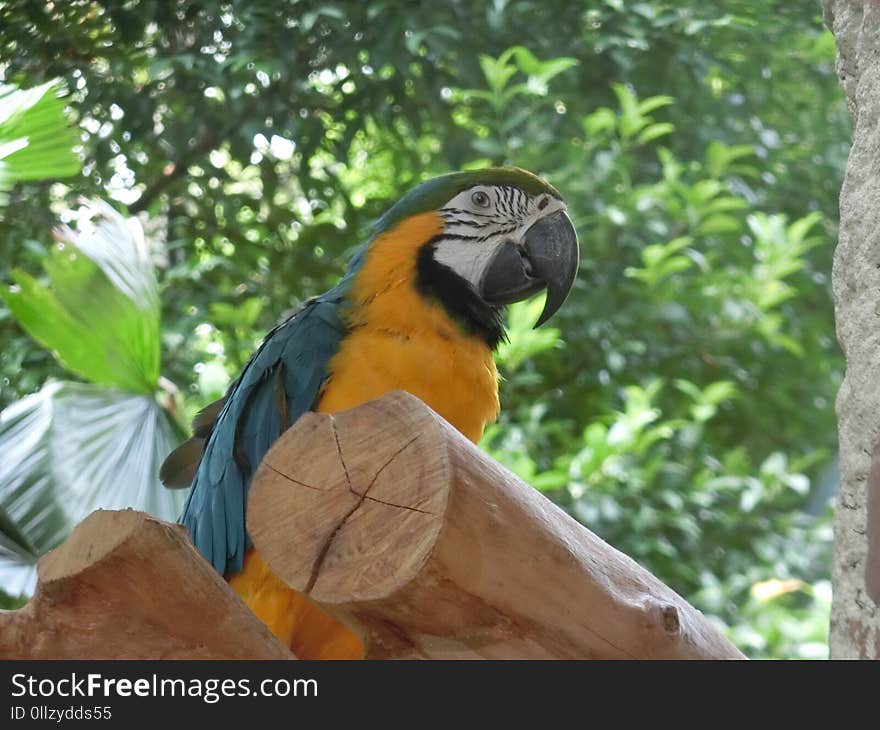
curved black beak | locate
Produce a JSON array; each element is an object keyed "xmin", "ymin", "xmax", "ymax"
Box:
[{"xmin": 479, "ymin": 210, "xmax": 579, "ymax": 327}]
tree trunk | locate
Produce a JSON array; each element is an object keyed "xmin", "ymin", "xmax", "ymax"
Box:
[
  {"xmin": 824, "ymin": 0, "xmax": 880, "ymax": 658},
  {"xmin": 248, "ymin": 390, "xmax": 744, "ymax": 659}
]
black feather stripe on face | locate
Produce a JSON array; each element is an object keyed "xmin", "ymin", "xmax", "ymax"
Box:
[{"xmin": 416, "ymin": 236, "xmax": 506, "ymax": 349}]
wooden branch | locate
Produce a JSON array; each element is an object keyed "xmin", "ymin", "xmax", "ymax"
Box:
[
  {"xmin": 0, "ymin": 510, "xmax": 294, "ymax": 659},
  {"xmin": 248, "ymin": 390, "xmax": 744, "ymax": 660}
]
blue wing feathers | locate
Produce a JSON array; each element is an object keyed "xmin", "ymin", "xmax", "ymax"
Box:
[{"xmin": 179, "ymin": 282, "xmax": 350, "ymax": 575}]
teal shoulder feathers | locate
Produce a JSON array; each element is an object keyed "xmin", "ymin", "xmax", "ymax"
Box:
[{"xmin": 179, "ymin": 247, "xmax": 366, "ymax": 575}]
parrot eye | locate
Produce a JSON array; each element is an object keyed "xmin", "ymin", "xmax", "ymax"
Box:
[{"xmin": 471, "ymin": 190, "xmax": 491, "ymax": 208}]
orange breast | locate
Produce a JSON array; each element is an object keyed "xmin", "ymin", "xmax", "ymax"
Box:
[{"xmin": 317, "ymin": 210, "xmax": 500, "ymax": 441}]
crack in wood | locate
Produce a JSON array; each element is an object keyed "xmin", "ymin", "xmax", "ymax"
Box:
[
  {"xmin": 362, "ymin": 494, "xmax": 435, "ymax": 515},
  {"xmin": 304, "ymin": 430, "xmax": 422, "ymax": 595},
  {"xmin": 330, "ymin": 415, "xmax": 354, "ymax": 495},
  {"xmin": 261, "ymin": 462, "xmax": 324, "ymax": 491}
]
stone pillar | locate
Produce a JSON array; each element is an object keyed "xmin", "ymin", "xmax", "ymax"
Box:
[{"xmin": 824, "ymin": 0, "xmax": 880, "ymax": 658}]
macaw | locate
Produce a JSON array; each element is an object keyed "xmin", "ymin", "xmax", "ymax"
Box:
[{"xmin": 161, "ymin": 167, "xmax": 579, "ymax": 659}]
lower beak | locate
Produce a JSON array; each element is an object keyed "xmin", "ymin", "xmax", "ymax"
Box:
[{"xmin": 478, "ymin": 210, "xmax": 579, "ymax": 327}]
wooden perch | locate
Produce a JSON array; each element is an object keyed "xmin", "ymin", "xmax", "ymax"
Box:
[
  {"xmin": 0, "ymin": 392, "xmax": 743, "ymax": 660},
  {"xmin": 248, "ymin": 390, "xmax": 744, "ymax": 659},
  {"xmin": 0, "ymin": 510, "xmax": 293, "ymax": 659}
]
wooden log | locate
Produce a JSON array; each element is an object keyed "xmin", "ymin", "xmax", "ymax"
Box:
[
  {"xmin": 0, "ymin": 509, "xmax": 294, "ymax": 659},
  {"xmin": 248, "ymin": 390, "xmax": 744, "ymax": 659}
]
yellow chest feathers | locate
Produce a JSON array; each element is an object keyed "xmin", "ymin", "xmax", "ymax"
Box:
[{"xmin": 316, "ymin": 211, "xmax": 500, "ymax": 443}]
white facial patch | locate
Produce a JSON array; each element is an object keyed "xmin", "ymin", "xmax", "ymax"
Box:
[{"xmin": 432, "ymin": 239, "xmax": 501, "ymax": 290}]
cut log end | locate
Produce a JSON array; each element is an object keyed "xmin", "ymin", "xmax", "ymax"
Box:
[{"xmin": 249, "ymin": 391, "xmax": 451, "ymax": 603}]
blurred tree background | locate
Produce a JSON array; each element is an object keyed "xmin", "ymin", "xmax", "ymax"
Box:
[{"xmin": 0, "ymin": 0, "xmax": 847, "ymax": 658}]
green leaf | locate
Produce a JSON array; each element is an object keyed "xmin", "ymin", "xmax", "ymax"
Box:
[
  {"xmin": 703, "ymin": 196, "xmax": 748, "ymax": 214},
  {"xmin": 637, "ymin": 95, "xmax": 675, "ymax": 115},
  {"xmin": 509, "ymin": 46, "xmax": 578, "ymax": 81},
  {"xmin": 786, "ymin": 211, "xmax": 823, "ymax": 246},
  {"xmin": 692, "ymin": 179, "xmax": 724, "ymax": 203},
  {"xmin": 0, "ymin": 80, "xmax": 80, "ymax": 206},
  {"xmin": 705, "ymin": 142, "xmax": 755, "ymax": 177},
  {"xmin": 478, "ymin": 53, "xmax": 518, "ymax": 93},
  {"xmin": 2, "ymin": 201, "xmax": 160, "ymax": 394},
  {"xmin": 703, "ymin": 381, "xmax": 738, "ymax": 404},
  {"xmin": 534, "ymin": 57, "xmax": 579, "ymax": 81},
  {"xmin": 673, "ymin": 379, "xmax": 704, "ymax": 401},
  {"xmin": 510, "ymin": 46, "xmax": 543, "ymax": 75},
  {"xmin": 210, "ymin": 296, "xmax": 263, "ymax": 328},
  {"xmin": 637, "ymin": 122, "xmax": 675, "ymax": 144},
  {"xmin": 532, "ymin": 470, "xmax": 569, "ymax": 492},
  {"xmin": 613, "ymin": 83, "xmax": 642, "ymax": 139},
  {"xmin": 698, "ymin": 213, "xmax": 742, "ymax": 235},
  {"xmin": 582, "ymin": 107, "xmax": 617, "ymax": 136},
  {"xmin": 0, "ymin": 381, "xmax": 185, "ymax": 594},
  {"xmin": 404, "ymin": 30, "xmax": 426, "ymax": 55}
]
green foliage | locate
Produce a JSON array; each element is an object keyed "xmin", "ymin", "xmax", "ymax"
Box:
[
  {"xmin": 0, "ymin": 202, "xmax": 184, "ymax": 593},
  {"xmin": 0, "ymin": 0, "xmax": 846, "ymax": 658},
  {"xmin": 730, "ymin": 578, "xmax": 831, "ymax": 659},
  {"xmin": 0, "ymin": 79, "xmax": 79, "ymax": 204},
  {"xmin": 3, "ymin": 203, "xmax": 161, "ymax": 394}
]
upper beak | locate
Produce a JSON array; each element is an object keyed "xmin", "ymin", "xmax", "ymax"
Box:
[{"xmin": 478, "ymin": 210, "xmax": 579, "ymax": 327}]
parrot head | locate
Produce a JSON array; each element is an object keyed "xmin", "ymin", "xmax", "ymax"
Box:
[{"xmin": 367, "ymin": 167, "xmax": 579, "ymax": 345}]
